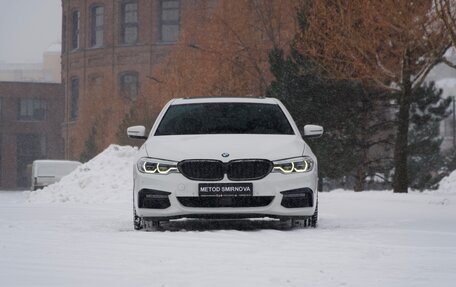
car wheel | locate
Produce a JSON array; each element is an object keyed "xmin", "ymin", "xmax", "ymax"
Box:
[
  {"xmin": 133, "ymin": 208, "xmax": 143, "ymax": 230},
  {"xmin": 310, "ymin": 200, "xmax": 318, "ymax": 228}
]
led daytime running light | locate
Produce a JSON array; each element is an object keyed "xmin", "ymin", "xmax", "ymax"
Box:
[
  {"xmin": 142, "ymin": 161, "xmax": 157, "ymax": 173},
  {"xmin": 157, "ymin": 163, "xmax": 178, "ymax": 174},
  {"xmin": 273, "ymin": 157, "xmax": 313, "ymax": 174},
  {"xmin": 275, "ymin": 162, "xmax": 295, "ymax": 174},
  {"xmin": 293, "ymin": 160, "xmax": 308, "ymax": 173},
  {"xmin": 139, "ymin": 158, "xmax": 178, "ymax": 174}
]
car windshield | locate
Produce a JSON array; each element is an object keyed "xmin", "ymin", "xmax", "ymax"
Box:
[{"xmin": 155, "ymin": 102, "xmax": 294, "ymax": 135}]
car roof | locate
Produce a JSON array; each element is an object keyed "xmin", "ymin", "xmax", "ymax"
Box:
[{"xmin": 170, "ymin": 96, "xmax": 280, "ymax": 105}]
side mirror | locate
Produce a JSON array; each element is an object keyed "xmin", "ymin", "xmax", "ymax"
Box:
[
  {"xmin": 127, "ymin": 126, "xmax": 148, "ymax": 140},
  {"xmin": 303, "ymin": 125, "xmax": 324, "ymax": 139}
]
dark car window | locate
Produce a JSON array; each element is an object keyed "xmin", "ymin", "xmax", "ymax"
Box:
[{"xmin": 155, "ymin": 102, "xmax": 294, "ymax": 136}]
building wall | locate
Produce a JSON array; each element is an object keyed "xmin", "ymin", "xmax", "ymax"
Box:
[
  {"xmin": 0, "ymin": 47, "xmax": 61, "ymax": 83},
  {"xmin": 0, "ymin": 63, "xmax": 46, "ymax": 83},
  {"xmin": 61, "ymin": 0, "xmax": 193, "ymax": 160},
  {"xmin": 43, "ymin": 51, "xmax": 62, "ymax": 83},
  {"xmin": 0, "ymin": 82, "xmax": 64, "ymax": 190}
]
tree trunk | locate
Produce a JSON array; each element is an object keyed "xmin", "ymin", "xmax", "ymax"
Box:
[
  {"xmin": 354, "ymin": 164, "xmax": 366, "ymax": 192},
  {"xmin": 393, "ymin": 53, "xmax": 412, "ymax": 193},
  {"xmin": 354, "ymin": 95, "xmax": 370, "ymax": 192},
  {"xmin": 354, "ymin": 130, "xmax": 368, "ymax": 192}
]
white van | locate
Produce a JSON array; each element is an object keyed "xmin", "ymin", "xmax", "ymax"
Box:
[{"xmin": 31, "ymin": 160, "xmax": 81, "ymax": 190}]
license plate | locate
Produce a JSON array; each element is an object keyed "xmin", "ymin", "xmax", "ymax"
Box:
[{"xmin": 198, "ymin": 183, "xmax": 253, "ymax": 197}]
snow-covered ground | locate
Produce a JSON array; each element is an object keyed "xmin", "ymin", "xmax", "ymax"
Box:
[{"xmin": 1, "ymin": 145, "xmax": 456, "ymax": 287}]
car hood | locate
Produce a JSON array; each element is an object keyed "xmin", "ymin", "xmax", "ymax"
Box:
[{"xmin": 144, "ymin": 134, "xmax": 306, "ymax": 162}]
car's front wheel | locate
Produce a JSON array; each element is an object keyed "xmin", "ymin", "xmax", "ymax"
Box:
[
  {"xmin": 133, "ymin": 208, "xmax": 143, "ymax": 230},
  {"xmin": 281, "ymin": 200, "xmax": 318, "ymax": 229},
  {"xmin": 310, "ymin": 200, "xmax": 318, "ymax": 228}
]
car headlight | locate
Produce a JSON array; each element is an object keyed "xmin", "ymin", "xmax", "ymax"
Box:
[
  {"xmin": 137, "ymin": 158, "xmax": 178, "ymax": 175},
  {"xmin": 273, "ymin": 157, "xmax": 314, "ymax": 174}
]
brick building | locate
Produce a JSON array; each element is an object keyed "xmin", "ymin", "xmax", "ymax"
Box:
[
  {"xmin": 0, "ymin": 82, "xmax": 64, "ymax": 189},
  {"xmin": 61, "ymin": 0, "xmax": 207, "ymax": 160}
]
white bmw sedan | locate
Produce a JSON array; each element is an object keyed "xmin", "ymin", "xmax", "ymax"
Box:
[{"xmin": 128, "ymin": 97, "xmax": 323, "ymax": 230}]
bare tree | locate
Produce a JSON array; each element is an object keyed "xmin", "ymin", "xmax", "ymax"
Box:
[
  {"xmin": 435, "ymin": 0, "xmax": 456, "ymax": 46},
  {"xmin": 149, "ymin": 0, "xmax": 300, "ymax": 98},
  {"xmin": 434, "ymin": 0, "xmax": 456, "ymax": 68},
  {"xmin": 299, "ymin": 0, "xmax": 451, "ymax": 192}
]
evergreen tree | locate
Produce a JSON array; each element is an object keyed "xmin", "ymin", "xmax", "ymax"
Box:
[
  {"xmin": 267, "ymin": 48, "xmax": 393, "ymax": 191},
  {"xmin": 443, "ymin": 148, "xmax": 456, "ymax": 175},
  {"xmin": 407, "ymin": 82, "xmax": 452, "ymax": 190}
]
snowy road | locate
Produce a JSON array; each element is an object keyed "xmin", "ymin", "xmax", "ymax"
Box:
[{"xmin": 1, "ymin": 190, "xmax": 455, "ymax": 287}]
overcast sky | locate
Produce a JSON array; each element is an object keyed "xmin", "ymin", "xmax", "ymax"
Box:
[{"xmin": 0, "ymin": 0, "xmax": 61, "ymax": 63}]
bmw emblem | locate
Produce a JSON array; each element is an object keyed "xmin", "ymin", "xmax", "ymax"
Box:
[{"xmin": 221, "ymin": 153, "xmax": 230, "ymax": 158}]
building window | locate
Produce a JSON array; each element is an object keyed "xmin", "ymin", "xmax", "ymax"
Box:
[
  {"xmin": 121, "ymin": 1, "xmax": 138, "ymax": 44},
  {"xmin": 17, "ymin": 99, "xmax": 47, "ymax": 121},
  {"xmin": 91, "ymin": 5, "xmax": 104, "ymax": 47},
  {"xmin": 120, "ymin": 72, "xmax": 139, "ymax": 100},
  {"xmin": 16, "ymin": 134, "xmax": 46, "ymax": 187},
  {"xmin": 71, "ymin": 10, "xmax": 80, "ymax": 49},
  {"xmin": 160, "ymin": 0, "xmax": 180, "ymax": 42},
  {"xmin": 71, "ymin": 78, "xmax": 79, "ymax": 120}
]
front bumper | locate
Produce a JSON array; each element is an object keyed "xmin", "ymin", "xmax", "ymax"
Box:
[{"xmin": 133, "ymin": 169, "xmax": 318, "ymax": 220}]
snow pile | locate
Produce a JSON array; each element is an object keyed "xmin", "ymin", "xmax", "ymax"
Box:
[
  {"xmin": 438, "ymin": 169, "xmax": 456, "ymax": 193},
  {"xmin": 28, "ymin": 145, "xmax": 137, "ymax": 204}
]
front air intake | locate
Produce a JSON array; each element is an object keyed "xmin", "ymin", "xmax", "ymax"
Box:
[
  {"xmin": 138, "ymin": 189, "xmax": 171, "ymax": 209},
  {"xmin": 280, "ymin": 188, "xmax": 313, "ymax": 208},
  {"xmin": 177, "ymin": 196, "xmax": 274, "ymax": 208}
]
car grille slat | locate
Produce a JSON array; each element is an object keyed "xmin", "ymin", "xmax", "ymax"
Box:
[
  {"xmin": 178, "ymin": 160, "xmax": 224, "ymax": 181},
  {"xmin": 178, "ymin": 159, "xmax": 272, "ymax": 181},
  {"xmin": 227, "ymin": 160, "xmax": 272, "ymax": 181}
]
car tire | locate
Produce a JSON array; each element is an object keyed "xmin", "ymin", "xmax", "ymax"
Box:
[
  {"xmin": 310, "ymin": 200, "xmax": 318, "ymax": 228},
  {"xmin": 133, "ymin": 208, "xmax": 143, "ymax": 230},
  {"xmin": 281, "ymin": 199, "xmax": 318, "ymax": 229}
]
